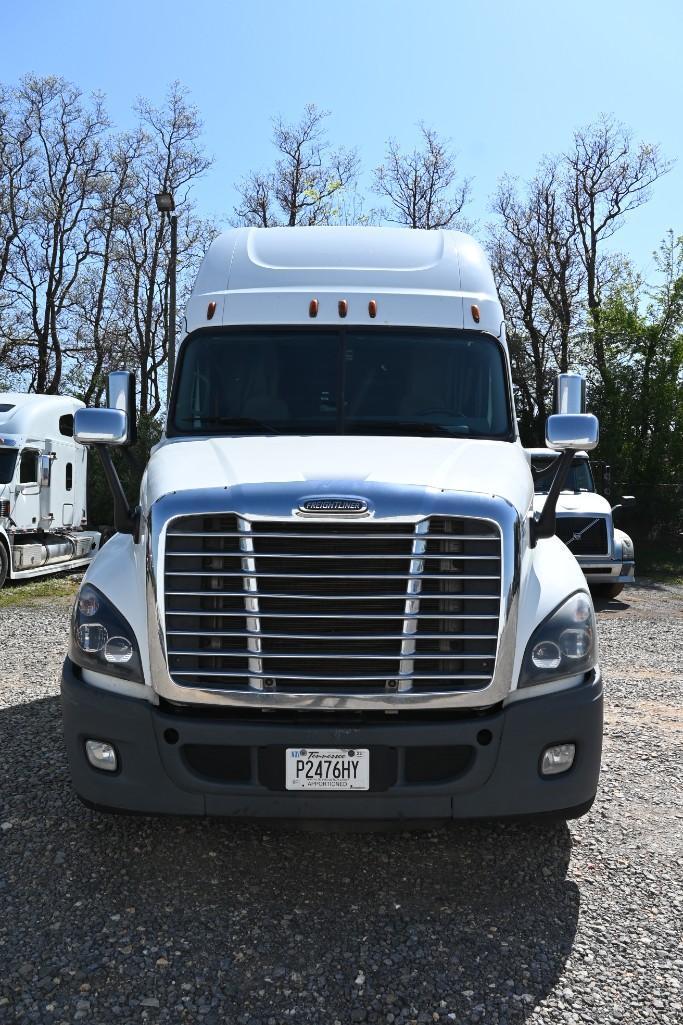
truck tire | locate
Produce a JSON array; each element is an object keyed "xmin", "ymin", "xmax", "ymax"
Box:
[
  {"xmin": 0, "ymin": 542, "xmax": 8, "ymax": 589},
  {"xmin": 592, "ymin": 582, "xmax": 624, "ymax": 600}
]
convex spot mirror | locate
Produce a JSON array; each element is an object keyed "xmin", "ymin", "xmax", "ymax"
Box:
[
  {"xmin": 546, "ymin": 413, "xmax": 599, "ymax": 452},
  {"xmin": 106, "ymin": 371, "xmax": 137, "ymax": 447},
  {"xmin": 553, "ymin": 373, "xmax": 586, "ymax": 415}
]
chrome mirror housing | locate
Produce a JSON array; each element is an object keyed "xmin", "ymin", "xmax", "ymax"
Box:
[
  {"xmin": 546, "ymin": 413, "xmax": 599, "ymax": 452},
  {"xmin": 106, "ymin": 370, "xmax": 137, "ymax": 447},
  {"xmin": 74, "ymin": 408, "xmax": 129, "ymax": 447}
]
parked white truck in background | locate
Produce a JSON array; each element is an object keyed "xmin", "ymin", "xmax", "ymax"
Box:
[
  {"xmin": 61, "ymin": 226, "xmax": 604, "ymax": 822},
  {"xmin": 0, "ymin": 393, "xmax": 100, "ymax": 588},
  {"xmin": 528, "ymin": 448, "xmax": 635, "ymax": 599}
]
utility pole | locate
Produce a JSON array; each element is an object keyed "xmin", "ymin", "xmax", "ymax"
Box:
[{"xmin": 154, "ymin": 191, "xmax": 177, "ymax": 409}]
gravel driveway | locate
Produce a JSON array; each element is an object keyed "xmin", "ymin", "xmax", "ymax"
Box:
[{"xmin": 0, "ymin": 584, "xmax": 681, "ymax": 1024}]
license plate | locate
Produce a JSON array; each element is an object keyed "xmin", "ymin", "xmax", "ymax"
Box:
[{"xmin": 285, "ymin": 748, "xmax": 370, "ymax": 791}]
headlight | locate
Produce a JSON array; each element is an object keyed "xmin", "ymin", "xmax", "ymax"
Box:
[
  {"xmin": 518, "ymin": 591, "xmax": 597, "ymax": 689},
  {"xmin": 69, "ymin": 583, "xmax": 144, "ymax": 684}
]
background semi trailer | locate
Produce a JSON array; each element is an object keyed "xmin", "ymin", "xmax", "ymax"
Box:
[
  {"xmin": 61, "ymin": 226, "xmax": 603, "ymax": 821},
  {"xmin": 0, "ymin": 393, "xmax": 100, "ymax": 588}
]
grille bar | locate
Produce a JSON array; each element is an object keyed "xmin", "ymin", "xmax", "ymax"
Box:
[
  {"xmin": 166, "ymin": 570, "xmax": 500, "ymax": 581},
  {"xmin": 170, "ymin": 668, "xmax": 493, "ymax": 682},
  {"xmin": 163, "ymin": 514, "xmax": 502, "ymax": 694},
  {"xmin": 166, "ymin": 591, "xmax": 499, "ymax": 602},
  {"xmin": 167, "ymin": 630, "xmax": 498, "ymax": 640},
  {"xmin": 167, "ymin": 650, "xmax": 497, "ymax": 661},
  {"xmin": 167, "ymin": 551, "xmax": 501, "ymax": 561},
  {"xmin": 167, "ymin": 531, "xmax": 498, "ymax": 542}
]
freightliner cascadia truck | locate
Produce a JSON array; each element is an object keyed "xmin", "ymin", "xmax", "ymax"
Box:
[{"xmin": 61, "ymin": 226, "xmax": 603, "ymax": 821}]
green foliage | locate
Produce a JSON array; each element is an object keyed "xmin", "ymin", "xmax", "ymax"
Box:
[
  {"xmin": 589, "ymin": 233, "xmax": 683, "ymax": 540},
  {"xmin": 0, "ymin": 573, "xmax": 80, "ymax": 608}
]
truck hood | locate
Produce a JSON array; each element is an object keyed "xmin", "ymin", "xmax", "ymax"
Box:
[
  {"xmin": 532, "ymin": 491, "xmax": 612, "ymax": 516},
  {"xmin": 145, "ymin": 435, "xmax": 533, "ymax": 515}
]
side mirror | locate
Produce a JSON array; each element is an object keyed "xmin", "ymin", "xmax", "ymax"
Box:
[
  {"xmin": 546, "ymin": 413, "xmax": 599, "ymax": 452},
  {"xmin": 74, "ymin": 408, "xmax": 129, "ymax": 446},
  {"xmin": 106, "ymin": 370, "xmax": 137, "ymax": 447},
  {"xmin": 612, "ymin": 495, "xmax": 636, "ymax": 514},
  {"xmin": 553, "ymin": 373, "xmax": 586, "ymax": 414}
]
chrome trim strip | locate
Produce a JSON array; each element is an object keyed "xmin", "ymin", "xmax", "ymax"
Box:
[
  {"xmin": 165, "ymin": 609, "xmax": 500, "ymax": 620},
  {"xmin": 147, "ymin": 481, "xmax": 519, "ymax": 711}
]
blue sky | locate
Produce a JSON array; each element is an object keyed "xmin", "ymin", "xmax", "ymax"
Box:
[{"xmin": 4, "ymin": 0, "xmax": 682, "ymax": 278}]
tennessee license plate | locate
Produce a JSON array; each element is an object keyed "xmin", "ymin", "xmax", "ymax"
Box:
[{"xmin": 285, "ymin": 748, "xmax": 370, "ymax": 791}]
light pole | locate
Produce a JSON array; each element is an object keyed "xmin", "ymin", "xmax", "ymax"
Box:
[{"xmin": 155, "ymin": 191, "xmax": 177, "ymax": 408}]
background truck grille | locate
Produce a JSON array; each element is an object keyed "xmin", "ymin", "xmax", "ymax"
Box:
[
  {"xmin": 556, "ymin": 516, "xmax": 609, "ymax": 556},
  {"xmin": 163, "ymin": 514, "xmax": 502, "ymax": 694}
]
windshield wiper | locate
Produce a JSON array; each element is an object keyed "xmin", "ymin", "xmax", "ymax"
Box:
[
  {"xmin": 177, "ymin": 416, "xmax": 281, "ymax": 434},
  {"xmin": 345, "ymin": 419, "xmax": 466, "ymax": 438}
]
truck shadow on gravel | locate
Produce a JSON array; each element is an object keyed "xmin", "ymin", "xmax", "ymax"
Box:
[{"xmin": 0, "ymin": 695, "xmax": 580, "ymax": 1024}]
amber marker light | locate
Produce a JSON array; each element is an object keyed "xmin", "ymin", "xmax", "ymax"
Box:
[
  {"xmin": 207, "ymin": 301, "xmax": 216, "ymax": 320},
  {"xmin": 338, "ymin": 299, "xmax": 348, "ymax": 318},
  {"xmin": 368, "ymin": 299, "xmax": 377, "ymax": 318},
  {"xmin": 471, "ymin": 304, "xmax": 481, "ymax": 323},
  {"xmin": 309, "ymin": 298, "xmax": 319, "ymax": 318}
]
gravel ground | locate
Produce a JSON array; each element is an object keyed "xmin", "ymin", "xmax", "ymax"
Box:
[{"xmin": 0, "ymin": 583, "xmax": 681, "ymax": 1024}]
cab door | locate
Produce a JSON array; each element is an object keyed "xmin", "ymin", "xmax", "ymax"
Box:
[{"xmin": 12, "ymin": 448, "xmax": 42, "ymax": 529}]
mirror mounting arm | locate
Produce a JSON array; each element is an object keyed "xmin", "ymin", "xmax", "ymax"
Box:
[
  {"xmin": 94, "ymin": 444, "xmax": 139, "ymax": 538},
  {"xmin": 530, "ymin": 449, "xmax": 575, "ymax": 546}
]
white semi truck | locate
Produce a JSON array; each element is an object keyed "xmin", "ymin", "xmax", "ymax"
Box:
[
  {"xmin": 528, "ymin": 448, "xmax": 635, "ymax": 599},
  {"xmin": 61, "ymin": 226, "xmax": 603, "ymax": 821},
  {"xmin": 0, "ymin": 393, "xmax": 100, "ymax": 587}
]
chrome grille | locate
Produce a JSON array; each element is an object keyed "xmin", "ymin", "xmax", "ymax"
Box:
[{"xmin": 163, "ymin": 515, "xmax": 502, "ymax": 694}]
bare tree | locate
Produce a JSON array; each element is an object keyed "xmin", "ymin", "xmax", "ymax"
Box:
[
  {"xmin": 0, "ymin": 84, "xmax": 34, "ymax": 370},
  {"xmin": 235, "ymin": 104, "xmax": 358, "ymax": 227},
  {"xmin": 68, "ymin": 128, "xmax": 146, "ymax": 403},
  {"xmin": 116, "ymin": 84, "xmax": 212, "ymax": 416},
  {"xmin": 565, "ymin": 114, "xmax": 672, "ymax": 381},
  {"xmin": 7, "ymin": 76, "xmax": 109, "ymax": 393},
  {"xmin": 373, "ymin": 124, "xmax": 471, "ymax": 229},
  {"xmin": 491, "ymin": 158, "xmax": 585, "ymax": 437}
]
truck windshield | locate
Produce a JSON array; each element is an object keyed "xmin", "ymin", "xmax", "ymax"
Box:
[
  {"xmin": 0, "ymin": 449, "xmax": 17, "ymax": 484},
  {"xmin": 171, "ymin": 328, "xmax": 512, "ymax": 439},
  {"xmin": 531, "ymin": 456, "xmax": 595, "ymax": 494}
]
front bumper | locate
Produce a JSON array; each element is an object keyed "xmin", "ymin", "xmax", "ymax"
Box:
[
  {"xmin": 61, "ymin": 660, "xmax": 603, "ymax": 820},
  {"xmin": 579, "ymin": 559, "xmax": 635, "ymax": 585}
]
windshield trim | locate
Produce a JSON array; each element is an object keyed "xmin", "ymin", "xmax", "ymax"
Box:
[{"xmin": 167, "ymin": 324, "xmax": 516, "ymax": 443}]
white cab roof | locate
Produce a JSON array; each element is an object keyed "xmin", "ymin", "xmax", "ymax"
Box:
[
  {"xmin": 0, "ymin": 392, "xmax": 84, "ymax": 441},
  {"xmin": 185, "ymin": 226, "xmax": 504, "ymax": 339}
]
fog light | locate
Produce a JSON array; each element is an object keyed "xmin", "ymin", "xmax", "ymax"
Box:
[
  {"xmin": 85, "ymin": 739, "xmax": 118, "ymax": 772},
  {"xmin": 541, "ymin": 743, "xmax": 576, "ymax": 776}
]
